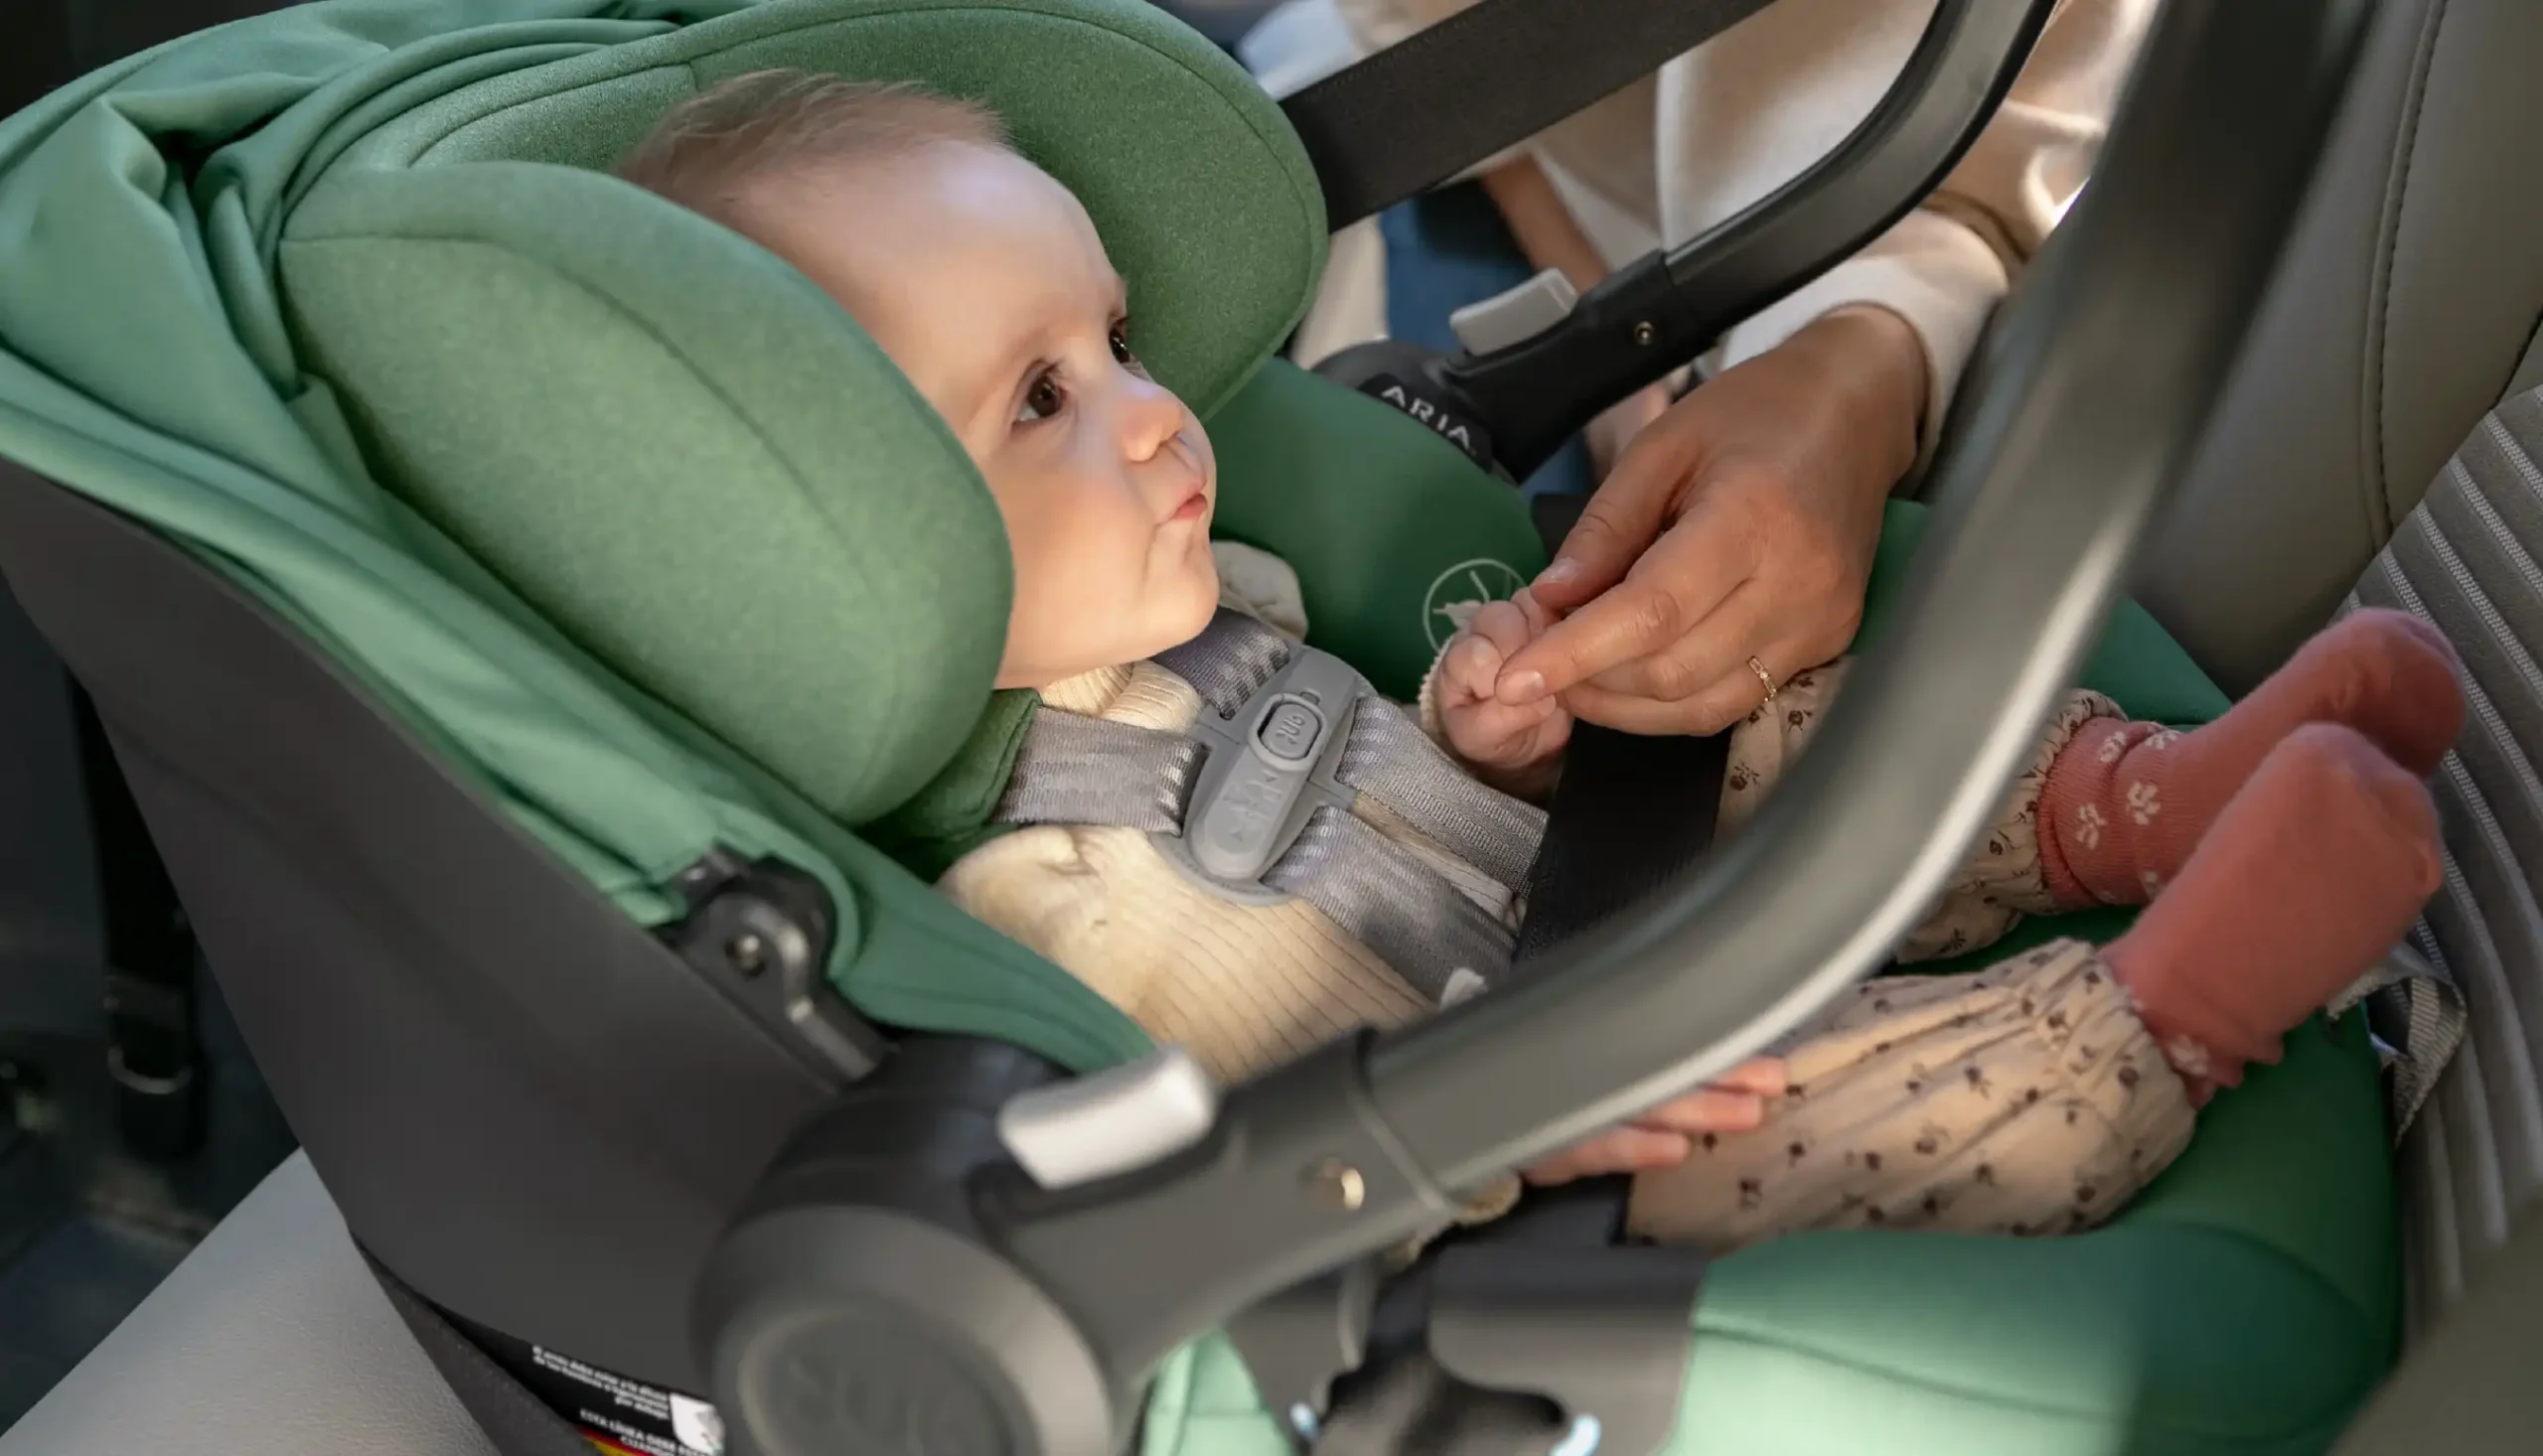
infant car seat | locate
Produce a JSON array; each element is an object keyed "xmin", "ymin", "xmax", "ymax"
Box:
[{"xmin": 0, "ymin": 1, "xmax": 2398, "ymax": 1454}]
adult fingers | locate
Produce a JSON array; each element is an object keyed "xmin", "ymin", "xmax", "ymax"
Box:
[
  {"xmin": 1528, "ymin": 421, "xmax": 1702, "ymax": 615},
  {"xmin": 1577, "ymin": 579, "xmax": 1776, "ymax": 704},
  {"xmin": 1497, "ymin": 495, "xmax": 1758, "ymax": 705},
  {"xmin": 1562, "ymin": 627, "xmax": 1819, "ymax": 736}
]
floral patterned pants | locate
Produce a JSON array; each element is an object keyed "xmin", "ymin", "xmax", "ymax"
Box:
[{"xmin": 1623, "ymin": 664, "xmax": 2201, "ymax": 1251}]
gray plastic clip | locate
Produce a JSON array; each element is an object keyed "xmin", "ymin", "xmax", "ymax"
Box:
[
  {"xmin": 1448, "ymin": 267, "xmax": 1580, "ymax": 358},
  {"xmin": 1157, "ymin": 644, "xmax": 1363, "ymax": 895}
]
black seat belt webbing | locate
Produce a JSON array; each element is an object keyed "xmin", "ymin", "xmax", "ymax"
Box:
[
  {"xmin": 1512, "ymin": 723, "xmax": 1732, "ymax": 968},
  {"xmin": 1281, "ymin": 0, "xmax": 1779, "ymax": 228}
]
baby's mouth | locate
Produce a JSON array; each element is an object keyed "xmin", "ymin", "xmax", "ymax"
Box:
[{"xmin": 1165, "ymin": 490, "xmax": 1209, "ymax": 523}]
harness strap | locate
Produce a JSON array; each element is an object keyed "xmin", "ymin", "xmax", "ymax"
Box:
[
  {"xmin": 997, "ymin": 708, "xmax": 1201, "ymax": 834},
  {"xmin": 1157, "ymin": 607, "xmax": 1296, "ymax": 719},
  {"xmin": 1262, "ymin": 806, "xmax": 1521, "ymax": 1007},
  {"xmin": 1336, "ymin": 694, "xmax": 1546, "ymax": 893},
  {"xmin": 1511, "ymin": 724, "xmax": 1733, "ymax": 972},
  {"xmin": 991, "ymin": 610, "xmax": 1549, "ymax": 1004}
]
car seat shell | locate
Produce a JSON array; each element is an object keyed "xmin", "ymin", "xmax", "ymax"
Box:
[{"xmin": 0, "ymin": 1, "xmax": 2410, "ymax": 1453}]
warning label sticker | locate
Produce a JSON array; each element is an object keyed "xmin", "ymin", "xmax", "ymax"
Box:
[{"xmin": 460, "ymin": 1320, "xmax": 726, "ymax": 1456}]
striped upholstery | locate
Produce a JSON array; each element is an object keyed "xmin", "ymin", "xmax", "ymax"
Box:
[{"xmin": 2348, "ymin": 385, "xmax": 2543, "ymax": 1337}]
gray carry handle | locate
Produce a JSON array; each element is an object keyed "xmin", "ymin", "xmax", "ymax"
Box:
[{"xmin": 974, "ymin": 0, "xmax": 2376, "ymax": 1418}]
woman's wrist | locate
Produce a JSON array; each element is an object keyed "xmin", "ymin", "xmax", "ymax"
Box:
[{"xmin": 1794, "ymin": 305, "xmax": 1929, "ymax": 491}]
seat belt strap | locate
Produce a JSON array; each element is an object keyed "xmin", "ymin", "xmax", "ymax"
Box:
[
  {"xmin": 1281, "ymin": 0, "xmax": 1779, "ymax": 228},
  {"xmin": 1166, "ymin": 610, "xmax": 1549, "ymax": 885},
  {"xmin": 1156, "ymin": 606, "xmax": 1298, "ymax": 719},
  {"xmin": 1511, "ymin": 723, "xmax": 1733, "ymax": 972},
  {"xmin": 2327, "ymin": 932, "xmax": 2466, "ymax": 1141}
]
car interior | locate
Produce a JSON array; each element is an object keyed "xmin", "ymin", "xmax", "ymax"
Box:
[{"xmin": 0, "ymin": 2, "xmax": 2538, "ymax": 1455}]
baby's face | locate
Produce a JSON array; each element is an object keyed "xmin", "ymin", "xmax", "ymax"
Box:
[{"xmin": 765, "ymin": 143, "xmax": 1219, "ymax": 689}]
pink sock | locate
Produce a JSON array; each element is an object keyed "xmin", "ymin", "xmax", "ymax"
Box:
[
  {"xmin": 2104, "ymin": 723, "xmax": 2443, "ymax": 1098},
  {"xmin": 2039, "ymin": 609, "xmax": 2462, "ymax": 908}
]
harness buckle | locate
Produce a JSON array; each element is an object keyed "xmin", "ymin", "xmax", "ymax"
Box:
[{"xmin": 1156, "ymin": 643, "xmax": 1365, "ymax": 896}]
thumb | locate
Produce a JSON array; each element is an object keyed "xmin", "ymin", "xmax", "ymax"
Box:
[{"xmin": 1533, "ymin": 434, "xmax": 1688, "ymax": 613}]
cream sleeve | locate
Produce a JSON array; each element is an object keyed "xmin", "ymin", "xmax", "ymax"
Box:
[{"xmin": 1709, "ymin": 0, "xmax": 2159, "ymax": 466}]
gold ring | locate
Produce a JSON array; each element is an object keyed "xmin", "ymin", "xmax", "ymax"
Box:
[{"xmin": 1747, "ymin": 655, "xmax": 1779, "ymax": 704}]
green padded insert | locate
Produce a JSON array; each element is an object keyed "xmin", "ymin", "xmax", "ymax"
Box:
[{"xmin": 278, "ymin": 0, "xmax": 1325, "ymax": 826}]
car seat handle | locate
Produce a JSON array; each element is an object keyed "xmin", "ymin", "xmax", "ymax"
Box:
[
  {"xmin": 1284, "ymin": 0, "xmax": 1781, "ymax": 229},
  {"xmin": 1006, "ymin": 0, "xmax": 2367, "ymax": 1394},
  {"xmin": 1315, "ymin": 0, "xmax": 2056, "ymax": 484},
  {"xmin": 699, "ymin": 5, "xmax": 2376, "ymax": 1454},
  {"xmin": 1357, "ymin": 0, "xmax": 2373, "ymax": 1214}
]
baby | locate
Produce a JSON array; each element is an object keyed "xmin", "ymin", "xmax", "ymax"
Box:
[{"xmin": 617, "ymin": 71, "xmax": 2461, "ymax": 1249}]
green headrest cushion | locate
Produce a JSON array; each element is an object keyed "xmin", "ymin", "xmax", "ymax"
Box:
[{"xmin": 278, "ymin": 0, "xmax": 1325, "ymax": 825}]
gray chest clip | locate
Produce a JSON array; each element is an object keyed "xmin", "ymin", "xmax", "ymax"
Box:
[{"xmin": 1160, "ymin": 645, "xmax": 1364, "ymax": 898}]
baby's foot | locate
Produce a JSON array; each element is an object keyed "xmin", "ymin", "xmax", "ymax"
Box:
[
  {"xmin": 2103, "ymin": 723, "xmax": 2442, "ymax": 1099},
  {"xmin": 2038, "ymin": 609, "xmax": 2462, "ymax": 907}
]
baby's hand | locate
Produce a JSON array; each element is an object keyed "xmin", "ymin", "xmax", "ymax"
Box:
[
  {"xmin": 1436, "ymin": 590, "xmax": 1572, "ymax": 783},
  {"xmin": 1522, "ymin": 1058, "xmax": 1789, "ymax": 1186}
]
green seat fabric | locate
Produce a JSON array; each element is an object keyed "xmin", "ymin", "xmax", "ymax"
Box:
[{"xmin": 0, "ymin": 2, "xmax": 2393, "ymax": 1453}]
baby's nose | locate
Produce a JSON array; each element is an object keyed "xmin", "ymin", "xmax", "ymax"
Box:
[{"xmin": 1121, "ymin": 379, "xmax": 1189, "ymax": 461}]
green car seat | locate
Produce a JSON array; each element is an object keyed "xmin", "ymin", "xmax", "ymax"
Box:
[{"xmin": 0, "ymin": 1, "xmax": 2400, "ymax": 1454}]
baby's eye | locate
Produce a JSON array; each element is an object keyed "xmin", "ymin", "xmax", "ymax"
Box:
[
  {"xmin": 1018, "ymin": 368, "xmax": 1067, "ymax": 423},
  {"xmin": 1110, "ymin": 321, "xmax": 1143, "ymax": 373}
]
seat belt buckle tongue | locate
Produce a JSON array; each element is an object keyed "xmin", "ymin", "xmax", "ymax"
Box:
[{"xmin": 1164, "ymin": 644, "xmax": 1366, "ymax": 893}]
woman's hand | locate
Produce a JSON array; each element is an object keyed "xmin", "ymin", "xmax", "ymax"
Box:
[
  {"xmin": 1522, "ymin": 1056, "xmax": 1789, "ymax": 1185},
  {"xmin": 1497, "ymin": 307, "xmax": 1929, "ymax": 735},
  {"xmin": 1582, "ymin": 379, "xmax": 1675, "ymax": 481}
]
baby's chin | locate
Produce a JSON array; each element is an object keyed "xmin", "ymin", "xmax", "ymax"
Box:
[
  {"xmin": 1167, "ymin": 571, "xmax": 1223, "ymax": 644},
  {"xmin": 1134, "ymin": 552, "xmax": 1221, "ymax": 657}
]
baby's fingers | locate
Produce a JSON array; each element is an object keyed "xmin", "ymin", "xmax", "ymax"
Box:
[
  {"xmin": 1442, "ymin": 632, "xmax": 1505, "ymax": 702},
  {"xmin": 1713, "ymin": 1056, "xmax": 1789, "ymax": 1097},
  {"xmin": 1633, "ymin": 1089, "xmax": 1769, "ymax": 1137},
  {"xmin": 1522, "ymin": 1127, "xmax": 1691, "ymax": 1186},
  {"xmin": 1468, "ymin": 599, "xmax": 1536, "ymax": 656}
]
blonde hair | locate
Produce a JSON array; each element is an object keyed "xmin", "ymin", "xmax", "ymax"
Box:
[{"xmin": 615, "ymin": 69, "xmax": 1010, "ymax": 243}]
